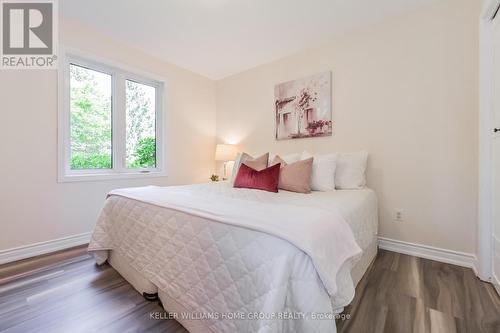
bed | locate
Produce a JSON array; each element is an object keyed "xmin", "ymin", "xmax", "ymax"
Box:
[{"xmin": 88, "ymin": 182, "xmax": 378, "ymax": 333}]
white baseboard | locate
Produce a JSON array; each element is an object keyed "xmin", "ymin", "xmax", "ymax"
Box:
[
  {"xmin": 0, "ymin": 233, "xmax": 485, "ymax": 281},
  {"xmin": 493, "ymin": 273, "xmax": 500, "ymax": 296},
  {"xmin": 378, "ymin": 237, "xmax": 478, "ymax": 274},
  {"xmin": 0, "ymin": 232, "xmax": 91, "ymax": 265},
  {"xmin": 493, "ymin": 234, "xmax": 500, "ymax": 295}
]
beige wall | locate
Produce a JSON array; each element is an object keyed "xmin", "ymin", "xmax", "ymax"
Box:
[
  {"xmin": 0, "ymin": 0, "xmax": 481, "ymax": 256},
  {"xmin": 216, "ymin": 0, "xmax": 480, "ymax": 253},
  {"xmin": 0, "ymin": 20, "xmax": 216, "ymax": 250}
]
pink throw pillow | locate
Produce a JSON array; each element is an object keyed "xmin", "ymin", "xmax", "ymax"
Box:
[{"xmin": 271, "ymin": 156, "xmax": 313, "ymax": 193}]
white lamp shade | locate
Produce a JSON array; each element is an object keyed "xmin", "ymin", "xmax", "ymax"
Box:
[{"xmin": 215, "ymin": 144, "xmax": 238, "ymax": 161}]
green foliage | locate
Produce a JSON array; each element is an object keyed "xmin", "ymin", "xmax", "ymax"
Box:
[
  {"xmin": 69, "ymin": 65, "xmax": 156, "ymax": 170},
  {"xmin": 129, "ymin": 137, "xmax": 156, "ymax": 168},
  {"xmin": 125, "ymin": 80, "xmax": 156, "ymax": 168},
  {"xmin": 69, "ymin": 65, "xmax": 112, "ymax": 170},
  {"xmin": 71, "ymin": 154, "xmax": 112, "ymax": 170}
]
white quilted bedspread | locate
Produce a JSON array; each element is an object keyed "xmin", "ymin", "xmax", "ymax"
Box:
[{"xmin": 88, "ymin": 183, "xmax": 364, "ymax": 333}]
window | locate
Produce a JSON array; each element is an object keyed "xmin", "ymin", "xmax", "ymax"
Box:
[
  {"xmin": 58, "ymin": 50, "xmax": 165, "ymax": 182},
  {"xmin": 125, "ymin": 80, "xmax": 156, "ymax": 169},
  {"xmin": 69, "ymin": 64, "xmax": 113, "ymax": 170}
]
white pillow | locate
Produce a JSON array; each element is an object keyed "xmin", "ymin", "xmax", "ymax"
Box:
[
  {"xmin": 229, "ymin": 152, "xmax": 269, "ymax": 184},
  {"xmin": 301, "ymin": 151, "xmax": 338, "ymax": 191},
  {"xmin": 229, "ymin": 152, "xmax": 243, "ymax": 183},
  {"xmin": 268, "ymin": 153, "xmax": 301, "ymax": 165},
  {"xmin": 335, "ymin": 151, "xmax": 368, "ymax": 189}
]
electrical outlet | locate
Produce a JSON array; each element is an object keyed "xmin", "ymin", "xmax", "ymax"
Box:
[{"xmin": 394, "ymin": 209, "xmax": 404, "ymax": 222}]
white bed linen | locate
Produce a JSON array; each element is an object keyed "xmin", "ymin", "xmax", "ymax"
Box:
[
  {"xmin": 175, "ymin": 182, "xmax": 378, "ymax": 251},
  {"xmin": 88, "ymin": 182, "xmax": 376, "ymax": 333}
]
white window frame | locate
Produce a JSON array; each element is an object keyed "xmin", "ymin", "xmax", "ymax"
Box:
[{"xmin": 58, "ymin": 47, "xmax": 166, "ymax": 182}]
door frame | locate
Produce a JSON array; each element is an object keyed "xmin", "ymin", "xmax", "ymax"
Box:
[{"xmin": 478, "ymin": 0, "xmax": 500, "ymax": 282}]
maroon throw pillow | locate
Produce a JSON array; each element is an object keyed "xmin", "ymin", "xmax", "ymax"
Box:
[{"xmin": 233, "ymin": 163, "xmax": 281, "ymax": 193}]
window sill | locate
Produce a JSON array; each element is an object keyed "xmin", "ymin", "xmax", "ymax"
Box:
[{"xmin": 57, "ymin": 170, "xmax": 167, "ymax": 183}]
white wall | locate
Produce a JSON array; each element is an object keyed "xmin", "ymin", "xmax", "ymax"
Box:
[
  {"xmin": 0, "ymin": 20, "xmax": 216, "ymax": 251},
  {"xmin": 0, "ymin": 0, "xmax": 482, "ymax": 258},
  {"xmin": 216, "ymin": 0, "xmax": 480, "ymax": 254}
]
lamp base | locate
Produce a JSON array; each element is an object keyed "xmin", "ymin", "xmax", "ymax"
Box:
[{"xmin": 223, "ymin": 161, "xmax": 228, "ymax": 181}]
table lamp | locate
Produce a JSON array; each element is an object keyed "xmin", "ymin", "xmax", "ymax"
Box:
[{"xmin": 215, "ymin": 144, "xmax": 238, "ymax": 180}]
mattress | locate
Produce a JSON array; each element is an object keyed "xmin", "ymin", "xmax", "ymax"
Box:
[{"xmin": 89, "ymin": 183, "xmax": 378, "ymax": 333}]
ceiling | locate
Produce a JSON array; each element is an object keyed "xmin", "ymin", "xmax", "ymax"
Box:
[{"xmin": 61, "ymin": 0, "xmax": 440, "ymax": 80}]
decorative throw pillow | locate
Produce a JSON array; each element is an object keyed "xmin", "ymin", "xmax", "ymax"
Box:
[
  {"xmin": 301, "ymin": 151, "xmax": 338, "ymax": 191},
  {"xmin": 335, "ymin": 151, "xmax": 368, "ymax": 189},
  {"xmin": 230, "ymin": 152, "xmax": 269, "ymax": 184},
  {"xmin": 271, "ymin": 156, "xmax": 313, "ymax": 193},
  {"xmin": 268, "ymin": 152, "xmax": 301, "ymax": 165},
  {"xmin": 233, "ymin": 163, "xmax": 280, "ymax": 192}
]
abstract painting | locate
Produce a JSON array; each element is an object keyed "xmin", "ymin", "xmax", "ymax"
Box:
[{"xmin": 274, "ymin": 71, "xmax": 332, "ymax": 140}]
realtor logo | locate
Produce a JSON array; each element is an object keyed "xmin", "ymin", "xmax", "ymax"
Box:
[{"xmin": 1, "ymin": 0, "xmax": 57, "ymax": 69}]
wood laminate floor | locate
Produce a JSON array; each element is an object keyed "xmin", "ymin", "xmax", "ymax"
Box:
[
  {"xmin": 0, "ymin": 250, "xmax": 187, "ymax": 333},
  {"xmin": 337, "ymin": 250, "xmax": 500, "ymax": 333},
  {"xmin": 0, "ymin": 248, "xmax": 498, "ymax": 333}
]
